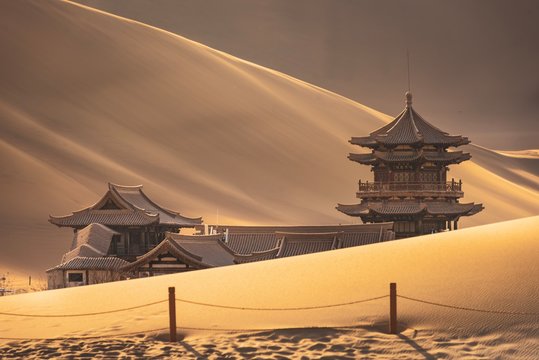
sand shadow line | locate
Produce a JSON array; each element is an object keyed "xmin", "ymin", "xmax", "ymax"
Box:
[
  {"xmin": 179, "ymin": 341, "xmax": 206, "ymax": 359},
  {"xmin": 397, "ymin": 333, "xmax": 435, "ymax": 360}
]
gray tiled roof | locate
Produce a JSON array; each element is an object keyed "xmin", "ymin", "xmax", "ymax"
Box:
[
  {"xmin": 50, "ymin": 209, "xmax": 158, "ymax": 227},
  {"xmin": 47, "ymin": 257, "xmax": 129, "ymax": 272},
  {"xmin": 339, "ymin": 232, "xmax": 384, "ymax": 248},
  {"xmin": 62, "ymin": 223, "xmax": 119, "ymax": 263},
  {"xmin": 226, "ymin": 233, "xmax": 279, "ymax": 254},
  {"xmin": 337, "ymin": 201, "xmax": 483, "ymax": 217},
  {"xmin": 170, "ymin": 233, "xmax": 235, "ymax": 267},
  {"xmin": 234, "ymin": 248, "xmax": 280, "ymax": 264},
  {"xmin": 349, "ymin": 150, "xmax": 470, "ymax": 165},
  {"xmin": 276, "ymin": 232, "xmax": 338, "ymax": 258},
  {"xmin": 50, "ymin": 183, "xmax": 202, "ymax": 228},
  {"xmin": 123, "ymin": 233, "xmax": 235, "ymax": 271},
  {"xmin": 110, "ymin": 184, "xmax": 202, "ymax": 226},
  {"xmin": 352, "ymin": 93, "xmax": 470, "ymax": 148}
]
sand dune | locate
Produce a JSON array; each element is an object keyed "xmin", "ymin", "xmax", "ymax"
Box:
[
  {"xmin": 496, "ymin": 149, "xmax": 539, "ymax": 159},
  {"xmin": 74, "ymin": 0, "xmax": 539, "ymax": 150},
  {"xmin": 1, "ymin": 216, "xmax": 538, "ymax": 359},
  {"xmin": 0, "ymin": 0, "xmax": 538, "ymax": 272}
]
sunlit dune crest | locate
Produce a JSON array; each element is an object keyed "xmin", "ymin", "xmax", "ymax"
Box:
[
  {"xmin": 1, "ymin": 216, "xmax": 538, "ymax": 358},
  {"xmin": 495, "ymin": 149, "xmax": 539, "ymax": 159},
  {"xmin": 0, "ymin": 0, "xmax": 538, "ymax": 276}
]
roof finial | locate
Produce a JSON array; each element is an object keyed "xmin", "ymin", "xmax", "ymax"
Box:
[{"xmin": 405, "ymin": 91, "xmax": 413, "ymax": 107}]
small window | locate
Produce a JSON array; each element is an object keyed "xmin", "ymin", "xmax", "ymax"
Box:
[{"xmin": 68, "ymin": 272, "xmax": 84, "ymax": 282}]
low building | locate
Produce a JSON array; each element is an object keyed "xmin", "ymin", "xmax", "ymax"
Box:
[
  {"xmin": 122, "ymin": 223, "xmax": 396, "ymax": 274},
  {"xmin": 46, "ymin": 257, "xmax": 129, "ymax": 289},
  {"xmin": 202, "ymin": 223, "xmax": 395, "ymax": 255}
]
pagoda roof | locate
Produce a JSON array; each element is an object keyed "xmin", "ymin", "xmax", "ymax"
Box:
[
  {"xmin": 348, "ymin": 150, "xmax": 470, "ymax": 165},
  {"xmin": 336, "ymin": 201, "xmax": 483, "ymax": 217},
  {"xmin": 50, "ymin": 183, "xmax": 203, "ymax": 228},
  {"xmin": 351, "ymin": 92, "xmax": 470, "ymax": 148}
]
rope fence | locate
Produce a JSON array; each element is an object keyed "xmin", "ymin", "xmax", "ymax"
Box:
[
  {"xmin": 0, "ymin": 299, "xmax": 168, "ymax": 318},
  {"xmin": 0, "ymin": 283, "xmax": 537, "ymax": 342},
  {"xmin": 174, "ymin": 294, "xmax": 389, "ymax": 311},
  {"xmin": 397, "ymin": 295, "xmax": 539, "ymax": 316}
]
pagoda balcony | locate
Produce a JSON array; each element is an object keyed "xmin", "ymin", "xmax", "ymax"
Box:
[{"xmin": 357, "ymin": 180, "xmax": 463, "ymax": 198}]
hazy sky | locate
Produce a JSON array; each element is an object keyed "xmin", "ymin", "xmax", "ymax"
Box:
[{"xmin": 77, "ymin": 0, "xmax": 539, "ymax": 149}]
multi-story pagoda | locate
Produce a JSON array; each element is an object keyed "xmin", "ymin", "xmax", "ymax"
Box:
[
  {"xmin": 50, "ymin": 183, "xmax": 203, "ymax": 260},
  {"xmin": 337, "ymin": 92, "xmax": 483, "ymax": 238}
]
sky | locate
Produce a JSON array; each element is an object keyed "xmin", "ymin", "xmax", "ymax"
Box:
[{"xmin": 76, "ymin": 0, "xmax": 539, "ymax": 150}]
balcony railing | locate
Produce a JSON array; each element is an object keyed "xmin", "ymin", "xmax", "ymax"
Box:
[{"xmin": 358, "ymin": 180, "xmax": 462, "ymax": 193}]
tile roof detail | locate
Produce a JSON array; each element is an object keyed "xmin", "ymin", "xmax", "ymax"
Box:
[
  {"xmin": 49, "ymin": 183, "xmax": 202, "ymax": 228},
  {"xmin": 47, "ymin": 257, "xmax": 129, "ymax": 272}
]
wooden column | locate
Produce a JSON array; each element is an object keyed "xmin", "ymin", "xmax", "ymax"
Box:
[
  {"xmin": 389, "ymin": 283, "xmax": 398, "ymax": 334},
  {"xmin": 169, "ymin": 287, "xmax": 177, "ymax": 342}
]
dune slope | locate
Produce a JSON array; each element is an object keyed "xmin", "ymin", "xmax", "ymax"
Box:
[
  {"xmin": 1, "ymin": 216, "xmax": 538, "ymax": 359},
  {"xmin": 0, "ymin": 0, "xmax": 538, "ymax": 271}
]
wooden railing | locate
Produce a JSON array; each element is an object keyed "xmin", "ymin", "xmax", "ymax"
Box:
[{"xmin": 358, "ymin": 180, "xmax": 462, "ymax": 193}]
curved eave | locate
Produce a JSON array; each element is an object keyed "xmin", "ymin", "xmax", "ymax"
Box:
[
  {"xmin": 49, "ymin": 209, "xmax": 159, "ymax": 227},
  {"xmin": 466, "ymin": 203, "xmax": 484, "ymax": 216},
  {"xmin": 423, "ymin": 151, "xmax": 471, "ymax": 164},
  {"xmin": 425, "ymin": 202, "xmax": 484, "ymax": 216},
  {"xmin": 350, "ymin": 136, "xmax": 378, "ymax": 148},
  {"xmin": 109, "ymin": 183, "xmax": 203, "ymax": 226},
  {"xmin": 136, "ymin": 187, "xmax": 203, "ymax": 225},
  {"xmin": 348, "ymin": 153, "xmax": 377, "ymax": 165},
  {"xmin": 234, "ymin": 247, "xmax": 280, "ymax": 264},
  {"xmin": 336, "ymin": 203, "xmax": 369, "ymax": 216}
]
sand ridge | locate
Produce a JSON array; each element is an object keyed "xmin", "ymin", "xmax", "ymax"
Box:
[{"xmin": 0, "ymin": 216, "xmax": 538, "ymax": 358}]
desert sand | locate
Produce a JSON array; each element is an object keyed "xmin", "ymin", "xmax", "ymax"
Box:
[
  {"xmin": 0, "ymin": 216, "xmax": 538, "ymax": 359},
  {"xmin": 0, "ymin": 0, "xmax": 538, "ymax": 273}
]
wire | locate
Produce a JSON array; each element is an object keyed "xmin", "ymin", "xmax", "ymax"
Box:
[
  {"xmin": 0, "ymin": 299, "xmax": 168, "ymax": 318},
  {"xmin": 175, "ymin": 295, "xmax": 389, "ymax": 311},
  {"xmin": 398, "ymin": 295, "xmax": 539, "ymax": 316}
]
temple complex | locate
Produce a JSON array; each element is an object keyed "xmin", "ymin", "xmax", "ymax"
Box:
[
  {"xmin": 49, "ymin": 183, "xmax": 203, "ymax": 260},
  {"xmin": 337, "ymin": 92, "xmax": 483, "ymax": 238}
]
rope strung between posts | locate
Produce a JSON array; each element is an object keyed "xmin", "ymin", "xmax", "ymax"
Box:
[
  {"xmin": 398, "ymin": 295, "xmax": 539, "ymax": 316},
  {"xmin": 0, "ymin": 299, "xmax": 168, "ymax": 318},
  {"xmin": 174, "ymin": 294, "xmax": 390, "ymax": 310}
]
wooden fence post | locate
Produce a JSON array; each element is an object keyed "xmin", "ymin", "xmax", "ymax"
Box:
[
  {"xmin": 169, "ymin": 287, "xmax": 177, "ymax": 342},
  {"xmin": 389, "ymin": 282, "xmax": 397, "ymax": 334}
]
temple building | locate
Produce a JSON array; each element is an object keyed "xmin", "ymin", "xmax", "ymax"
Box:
[
  {"xmin": 49, "ymin": 183, "xmax": 203, "ymax": 260},
  {"xmin": 337, "ymin": 92, "xmax": 483, "ymax": 238}
]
